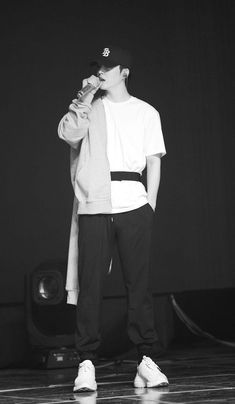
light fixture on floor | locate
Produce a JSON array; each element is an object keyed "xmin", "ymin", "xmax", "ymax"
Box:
[{"xmin": 24, "ymin": 259, "xmax": 79, "ymax": 368}]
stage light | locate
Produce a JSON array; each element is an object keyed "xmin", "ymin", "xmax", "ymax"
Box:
[
  {"xmin": 24, "ymin": 259, "xmax": 79, "ymax": 368},
  {"xmin": 32, "ymin": 269, "xmax": 64, "ymax": 305}
]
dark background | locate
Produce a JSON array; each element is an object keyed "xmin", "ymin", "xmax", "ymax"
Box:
[{"xmin": 1, "ymin": 0, "xmax": 234, "ymax": 366}]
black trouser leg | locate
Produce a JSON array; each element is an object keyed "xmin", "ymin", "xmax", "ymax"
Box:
[
  {"xmin": 75, "ymin": 214, "xmax": 113, "ymax": 361},
  {"xmin": 75, "ymin": 204, "xmax": 159, "ymax": 362},
  {"xmin": 114, "ymin": 204, "xmax": 159, "ymax": 355}
]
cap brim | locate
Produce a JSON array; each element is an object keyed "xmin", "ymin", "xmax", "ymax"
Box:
[{"xmin": 90, "ymin": 57, "xmax": 119, "ymax": 69}]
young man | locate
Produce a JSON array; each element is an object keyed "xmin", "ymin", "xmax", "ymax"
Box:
[{"xmin": 58, "ymin": 45, "xmax": 169, "ymax": 392}]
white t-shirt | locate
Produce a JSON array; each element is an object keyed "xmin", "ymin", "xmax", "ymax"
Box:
[{"xmin": 102, "ymin": 96, "xmax": 166, "ymax": 213}]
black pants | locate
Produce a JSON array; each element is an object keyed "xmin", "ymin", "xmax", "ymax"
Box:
[{"xmin": 75, "ymin": 203, "xmax": 159, "ymax": 361}]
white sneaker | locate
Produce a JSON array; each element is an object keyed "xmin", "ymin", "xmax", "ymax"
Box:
[
  {"xmin": 73, "ymin": 360, "xmax": 97, "ymax": 392},
  {"xmin": 134, "ymin": 356, "xmax": 169, "ymax": 388}
]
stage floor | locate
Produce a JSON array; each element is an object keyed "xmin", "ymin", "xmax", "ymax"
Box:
[{"xmin": 0, "ymin": 341, "xmax": 235, "ymax": 403}]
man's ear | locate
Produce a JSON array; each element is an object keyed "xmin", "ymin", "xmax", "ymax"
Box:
[{"xmin": 122, "ymin": 68, "xmax": 129, "ymax": 78}]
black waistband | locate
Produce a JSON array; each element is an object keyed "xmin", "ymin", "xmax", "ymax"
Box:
[{"xmin": 110, "ymin": 171, "xmax": 141, "ymax": 181}]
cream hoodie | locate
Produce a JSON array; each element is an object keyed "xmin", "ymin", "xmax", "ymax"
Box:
[{"xmin": 58, "ymin": 97, "xmax": 112, "ymax": 305}]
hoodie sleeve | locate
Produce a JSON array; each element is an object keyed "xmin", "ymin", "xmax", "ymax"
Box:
[{"xmin": 58, "ymin": 100, "xmax": 92, "ymax": 149}]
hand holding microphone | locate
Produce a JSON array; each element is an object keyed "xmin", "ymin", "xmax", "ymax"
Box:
[{"xmin": 77, "ymin": 75, "xmax": 101, "ymax": 100}]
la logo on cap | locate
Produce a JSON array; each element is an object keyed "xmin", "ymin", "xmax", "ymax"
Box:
[{"xmin": 102, "ymin": 48, "xmax": 110, "ymax": 57}]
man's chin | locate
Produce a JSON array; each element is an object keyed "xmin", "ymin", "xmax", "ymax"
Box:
[{"xmin": 100, "ymin": 83, "xmax": 108, "ymax": 91}]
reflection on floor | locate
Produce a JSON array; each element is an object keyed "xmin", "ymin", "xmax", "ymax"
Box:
[{"xmin": 0, "ymin": 341, "xmax": 235, "ymax": 403}]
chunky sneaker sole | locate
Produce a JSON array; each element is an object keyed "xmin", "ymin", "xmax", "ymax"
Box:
[
  {"xmin": 73, "ymin": 381, "xmax": 97, "ymax": 392},
  {"xmin": 134, "ymin": 372, "xmax": 169, "ymax": 388}
]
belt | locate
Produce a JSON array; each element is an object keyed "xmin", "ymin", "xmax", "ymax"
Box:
[{"xmin": 110, "ymin": 171, "xmax": 141, "ymax": 181}]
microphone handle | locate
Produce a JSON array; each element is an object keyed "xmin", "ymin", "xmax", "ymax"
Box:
[{"xmin": 77, "ymin": 83, "xmax": 97, "ymax": 99}]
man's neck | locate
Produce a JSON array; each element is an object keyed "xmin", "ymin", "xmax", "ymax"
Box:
[{"xmin": 105, "ymin": 85, "xmax": 131, "ymax": 103}]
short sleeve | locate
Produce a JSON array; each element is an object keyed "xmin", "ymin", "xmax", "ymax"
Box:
[{"xmin": 144, "ymin": 108, "xmax": 166, "ymax": 158}]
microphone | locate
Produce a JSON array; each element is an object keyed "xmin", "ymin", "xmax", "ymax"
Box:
[{"xmin": 77, "ymin": 80, "xmax": 100, "ymax": 99}]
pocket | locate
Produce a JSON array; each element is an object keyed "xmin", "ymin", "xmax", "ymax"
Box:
[{"xmin": 140, "ymin": 203, "xmax": 154, "ymax": 220}]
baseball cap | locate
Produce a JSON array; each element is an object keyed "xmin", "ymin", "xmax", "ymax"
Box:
[{"xmin": 90, "ymin": 45, "xmax": 132, "ymax": 69}]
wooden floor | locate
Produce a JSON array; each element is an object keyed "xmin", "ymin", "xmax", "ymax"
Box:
[{"xmin": 0, "ymin": 341, "xmax": 235, "ymax": 403}]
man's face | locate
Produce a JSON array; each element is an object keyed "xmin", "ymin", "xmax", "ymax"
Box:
[{"xmin": 97, "ymin": 65, "xmax": 124, "ymax": 91}]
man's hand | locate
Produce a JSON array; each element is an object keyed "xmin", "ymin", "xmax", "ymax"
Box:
[
  {"xmin": 82, "ymin": 75, "xmax": 101, "ymax": 95},
  {"xmin": 72, "ymin": 75, "xmax": 101, "ymax": 106}
]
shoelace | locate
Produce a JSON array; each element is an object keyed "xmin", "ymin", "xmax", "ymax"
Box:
[
  {"xmin": 143, "ymin": 356, "xmax": 162, "ymax": 371},
  {"xmin": 79, "ymin": 361, "xmax": 92, "ymax": 373}
]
